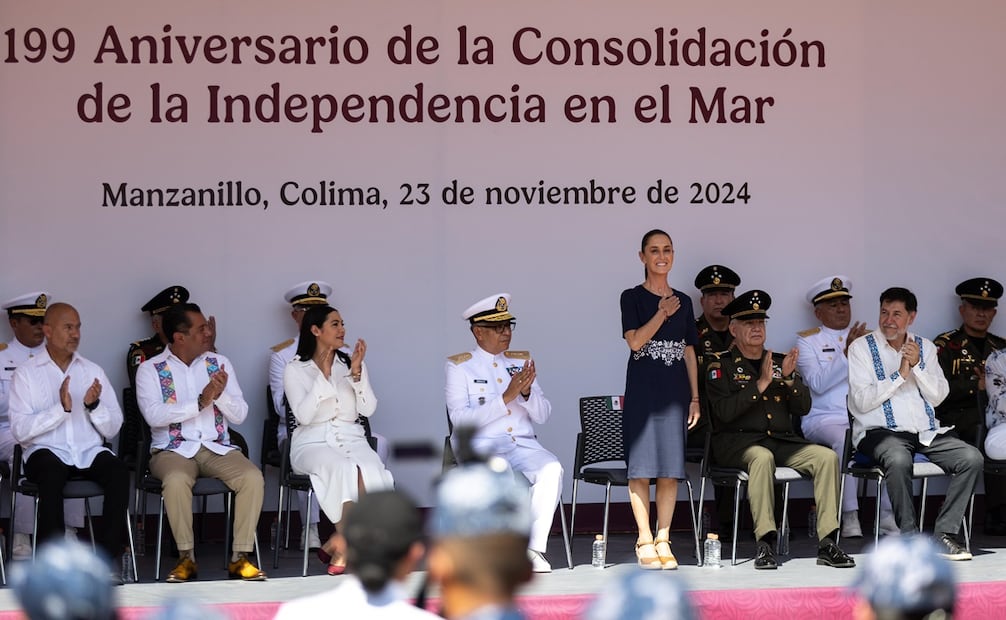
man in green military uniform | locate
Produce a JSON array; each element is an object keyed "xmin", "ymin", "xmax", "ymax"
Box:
[
  {"xmin": 706, "ymin": 290, "xmax": 854, "ymax": 570},
  {"xmin": 935, "ymin": 277, "xmax": 1006, "ymax": 534},
  {"xmin": 126, "ymin": 285, "xmax": 190, "ymax": 389},
  {"xmin": 689, "ymin": 265, "xmax": 741, "ymax": 447}
]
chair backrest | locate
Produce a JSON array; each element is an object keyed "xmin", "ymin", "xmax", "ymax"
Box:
[
  {"xmin": 261, "ymin": 386, "xmax": 281, "ymax": 468},
  {"xmin": 118, "ymin": 387, "xmax": 143, "ymax": 470},
  {"xmin": 577, "ymin": 395, "xmax": 626, "ymax": 468}
]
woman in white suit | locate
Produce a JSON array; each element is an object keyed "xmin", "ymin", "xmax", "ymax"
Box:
[{"xmin": 284, "ymin": 304, "xmax": 394, "ymax": 574}]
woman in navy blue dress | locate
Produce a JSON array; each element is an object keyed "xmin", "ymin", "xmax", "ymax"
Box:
[{"xmin": 620, "ymin": 229, "xmax": 700, "ymax": 569}]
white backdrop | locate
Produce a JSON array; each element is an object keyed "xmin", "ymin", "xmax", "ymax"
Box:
[{"xmin": 2, "ymin": 1, "xmax": 1004, "ymax": 506}]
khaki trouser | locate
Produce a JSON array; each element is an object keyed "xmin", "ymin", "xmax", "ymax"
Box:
[
  {"xmin": 737, "ymin": 441, "xmax": 840, "ymax": 541},
  {"xmin": 150, "ymin": 446, "xmax": 264, "ymax": 553}
]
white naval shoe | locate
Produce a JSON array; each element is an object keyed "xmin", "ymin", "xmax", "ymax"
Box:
[
  {"xmin": 65, "ymin": 526, "xmax": 78, "ymax": 541},
  {"xmin": 841, "ymin": 510, "xmax": 863, "ymax": 538},
  {"xmin": 11, "ymin": 533, "xmax": 32, "ymax": 560},
  {"xmin": 528, "ymin": 549, "xmax": 552, "ymax": 573}
]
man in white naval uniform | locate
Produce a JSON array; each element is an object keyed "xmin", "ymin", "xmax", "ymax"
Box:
[
  {"xmin": 1, "ymin": 292, "xmax": 84, "ymax": 558},
  {"xmin": 268, "ymin": 280, "xmax": 332, "ymax": 551},
  {"xmin": 795, "ymin": 276, "xmax": 896, "ymax": 538},
  {"xmin": 445, "ymin": 293, "xmax": 562, "ymax": 573}
]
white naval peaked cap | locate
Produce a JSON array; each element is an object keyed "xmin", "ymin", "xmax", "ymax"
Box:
[
  {"xmin": 462, "ymin": 293, "xmax": 514, "ymax": 323},
  {"xmin": 2, "ymin": 291, "xmax": 51, "ymax": 317},
  {"xmin": 806, "ymin": 276, "xmax": 852, "ymax": 305},
  {"xmin": 284, "ymin": 281, "xmax": 332, "ymax": 306}
]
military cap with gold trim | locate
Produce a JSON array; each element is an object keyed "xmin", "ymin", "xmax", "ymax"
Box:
[
  {"xmin": 694, "ymin": 265, "xmax": 741, "ymax": 292},
  {"xmin": 956, "ymin": 277, "xmax": 1002, "ymax": 308},
  {"xmin": 140, "ymin": 285, "xmax": 189, "ymax": 315},
  {"xmin": 807, "ymin": 275, "xmax": 853, "ymax": 305},
  {"xmin": 284, "ymin": 280, "xmax": 332, "ymax": 307},
  {"xmin": 722, "ymin": 289, "xmax": 771, "ymax": 321},
  {"xmin": 462, "ymin": 293, "xmax": 514, "ymax": 324},
  {"xmin": 2, "ymin": 291, "xmax": 50, "ymax": 318}
]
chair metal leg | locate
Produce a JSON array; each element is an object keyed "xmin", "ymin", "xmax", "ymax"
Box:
[
  {"xmin": 124, "ymin": 509, "xmax": 138, "ymax": 583},
  {"xmin": 253, "ymin": 531, "xmax": 261, "ymax": 570},
  {"xmin": 836, "ymin": 474, "xmax": 846, "ymax": 545},
  {"xmin": 569, "ymin": 479, "xmax": 579, "ymax": 541},
  {"xmin": 273, "ymin": 485, "xmax": 286, "ymax": 569},
  {"xmin": 557, "ymin": 498, "xmax": 572, "ymax": 569},
  {"xmin": 284, "ymin": 488, "xmax": 294, "ymax": 549},
  {"xmin": 697, "ymin": 477, "xmax": 707, "ymax": 566},
  {"xmin": 873, "ymin": 480, "xmax": 883, "ymax": 546},
  {"xmin": 84, "ymin": 498, "xmax": 97, "ymax": 554},
  {"xmin": 919, "ymin": 478, "xmax": 929, "ymax": 533},
  {"xmin": 31, "ymin": 496, "xmax": 39, "ymax": 561},
  {"xmin": 602, "ymin": 483, "xmax": 612, "ymax": 549},
  {"xmin": 965, "ymin": 492, "xmax": 975, "ymax": 551},
  {"xmin": 223, "ymin": 492, "xmax": 234, "ymax": 569},
  {"xmin": 155, "ymin": 496, "xmax": 166, "ymax": 581},
  {"xmin": 778, "ymin": 482, "xmax": 791, "ymax": 554},
  {"xmin": 684, "ymin": 478, "xmax": 701, "ymax": 564},
  {"xmin": 731, "ymin": 480, "xmax": 742, "ymax": 566},
  {"xmin": 301, "ymin": 488, "xmax": 312, "ymax": 577}
]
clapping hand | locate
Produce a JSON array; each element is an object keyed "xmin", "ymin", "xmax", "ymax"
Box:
[
  {"xmin": 59, "ymin": 376, "xmax": 72, "ymax": 412},
  {"xmin": 350, "ymin": 339, "xmax": 367, "ymax": 377},
  {"xmin": 845, "ymin": 322, "xmax": 868, "ymax": 355},
  {"xmin": 83, "ymin": 378, "xmax": 102, "ymax": 410},
  {"xmin": 504, "ymin": 360, "xmax": 536, "ymax": 403},
  {"xmin": 781, "ymin": 347, "xmax": 799, "ymax": 378}
]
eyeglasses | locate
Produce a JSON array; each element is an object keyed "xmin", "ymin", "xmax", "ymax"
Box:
[{"xmin": 477, "ymin": 321, "xmax": 516, "ymax": 334}]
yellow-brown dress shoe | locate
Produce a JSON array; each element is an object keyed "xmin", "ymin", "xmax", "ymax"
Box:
[
  {"xmin": 166, "ymin": 556, "xmax": 198, "ymax": 583},
  {"xmin": 228, "ymin": 553, "xmax": 267, "ymax": 581}
]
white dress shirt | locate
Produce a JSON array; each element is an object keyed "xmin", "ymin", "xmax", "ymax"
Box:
[
  {"xmin": 848, "ymin": 329, "xmax": 950, "ymax": 446},
  {"xmin": 8, "ymin": 349, "xmax": 121, "ymax": 467},
  {"xmin": 1, "ymin": 338, "xmax": 46, "ymax": 430},
  {"xmin": 796, "ymin": 325, "xmax": 851, "ymax": 421},
  {"xmin": 136, "ymin": 347, "xmax": 248, "ymax": 458}
]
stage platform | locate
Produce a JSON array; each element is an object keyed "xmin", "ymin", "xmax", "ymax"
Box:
[{"xmin": 0, "ymin": 526, "xmax": 1004, "ymax": 619}]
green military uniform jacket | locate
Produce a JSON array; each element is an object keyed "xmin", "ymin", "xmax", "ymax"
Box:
[
  {"xmin": 690, "ymin": 315, "xmax": 734, "ymax": 441},
  {"xmin": 126, "ymin": 334, "xmax": 166, "ymax": 389},
  {"xmin": 706, "ymin": 347, "xmax": 813, "ymax": 465},
  {"xmin": 934, "ymin": 326, "xmax": 1006, "ymax": 440}
]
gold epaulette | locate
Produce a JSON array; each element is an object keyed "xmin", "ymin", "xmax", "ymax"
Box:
[
  {"xmin": 270, "ymin": 338, "xmax": 295, "ymax": 352},
  {"xmin": 797, "ymin": 326, "xmax": 821, "ymax": 338},
  {"xmin": 934, "ymin": 330, "xmax": 956, "ymax": 346},
  {"xmin": 0, "ymin": 343, "xmax": 6, "ymax": 352},
  {"xmin": 447, "ymin": 352, "xmax": 472, "ymax": 365},
  {"xmin": 504, "ymin": 350, "xmax": 530, "ymax": 360}
]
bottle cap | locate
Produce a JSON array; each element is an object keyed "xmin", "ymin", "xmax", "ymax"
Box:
[
  {"xmin": 706, "ymin": 533, "xmax": 719, "ymax": 540},
  {"xmin": 595, "ymin": 534, "xmax": 604, "ymax": 540}
]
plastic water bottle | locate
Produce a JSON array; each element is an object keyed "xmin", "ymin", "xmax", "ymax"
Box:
[
  {"xmin": 807, "ymin": 504, "xmax": 817, "ymax": 538},
  {"xmin": 591, "ymin": 535, "xmax": 606, "ymax": 568},
  {"xmin": 269, "ymin": 516, "xmax": 279, "ymax": 550},
  {"xmin": 703, "ymin": 533, "xmax": 721, "ymax": 568},
  {"xmin": 120, "ymin": 549, "xmax": 135, "ymax": 583},
  {"xmin": 133, "ymin": 518, "xmax": 145, "ymax": 557}
]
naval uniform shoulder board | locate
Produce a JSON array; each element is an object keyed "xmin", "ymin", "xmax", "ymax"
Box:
[
  {"xmin": 447, "ymin": 352, "xmax": 472, "ymax": 365},
  {"xmin": 504, "ymin": 350, "xmax": 531, "ymax": 360},
  {"xmin": 271, "ymin": 338, "xmax": 295, "ymax": 352},
  {"xmin": 0, "ymin": 343, "xmax": 6, "ymax": 352},
  {"xmin": 797, "ymin": 326, "xmax": 821, "ymax": 338}
]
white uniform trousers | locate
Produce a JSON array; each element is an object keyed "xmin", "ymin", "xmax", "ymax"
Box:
[{"xmin": 475, "ymin": 437, "xmax": 563, "ymax": 552}]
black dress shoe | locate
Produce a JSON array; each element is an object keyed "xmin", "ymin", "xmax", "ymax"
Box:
[
  {"xmin": 816, "ymin": 539, "xmax": 856, "ymax": 568},
  {"xmin": 754, "ymin": 540, "xmax": 777, "ymax": 570}
]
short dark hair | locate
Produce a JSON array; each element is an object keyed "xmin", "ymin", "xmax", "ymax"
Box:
[
  {"xmin": 161, "ymin": 302, "xmax": 202, "ymax": 344},
  {"xmin": 879, "ymin": 287, "xmax": 917, "ymax": 313}
]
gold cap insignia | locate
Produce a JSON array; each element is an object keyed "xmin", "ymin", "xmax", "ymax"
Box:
[
  {"xmin": 496, "ymin": 296, "xmax": 508, "ymax": 312},
  {"xmin": 35, "ymin": 294, "xmax": 47, "ymax": 309},
  {"xmin": 308, "ymin": 282, "xmax": 321, "ymax": 297},
  {"xmin": 831, "ymin": 278, "xmax": 843, "ymax": 291}
]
